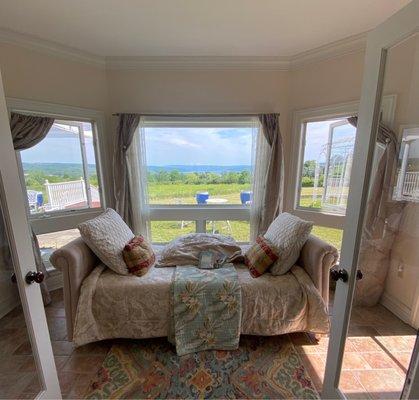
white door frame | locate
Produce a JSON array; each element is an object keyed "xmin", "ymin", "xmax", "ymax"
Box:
[
  {"xmin": 322, "ymin": 1, "xmax": 419, "ymax": 398},
  {"xmin": 0, "ymin": 71, "xmax": 61, "ymax": 398}
]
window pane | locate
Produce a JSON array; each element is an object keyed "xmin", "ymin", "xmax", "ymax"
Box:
[
  {"xmin": 37, "ymin": 228, "xmax": 80, "ymax": 269},
  {"xmin": 150, "ymin": 221, "xmax": 196, "ymax": 243},
  {"xmin": 83, "ymin": 123, "xmax": 102, "ymax": 208},
  {"xmin": 206, "ymin": 220, "xmax": 250, "ymax": 242},
  {"xmin": 20, "ymin": 120, "xmax": 101, "ymax": 214},
  {"xmin": 311, "ymin": 225, "xmax": 343, "ymax": 252},
  {"xmin": 144, "ymin": 126, "xmax": 253, "ymax": 205},
  {"xmin": 299, "ymin": 119, "xmax": 356, "ymax": 215}
]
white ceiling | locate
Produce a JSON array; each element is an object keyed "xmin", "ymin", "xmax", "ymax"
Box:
[{"xmin": 0, "ymin": 0, "xmax": 411, "ymax": 58}]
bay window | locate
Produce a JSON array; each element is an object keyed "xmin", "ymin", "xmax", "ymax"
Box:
[{"xmin": 139, "ymin": 117, "xmax": 258, "ymax": 243}]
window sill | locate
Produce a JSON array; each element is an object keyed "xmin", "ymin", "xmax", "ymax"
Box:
[
  {"xmin": 293, "ymin": 208, "xmax": 345, "ymax": 230},
  {"xmin": 294, "ymin": 206, "xmax": 346, "ymax": 217},
  {"xmin": 29, "ymin": 207, "xmax": 104, "ymax": 221},
  {"xmin": 30, "ymin": 208, "xmax": 105, "ymax": 235}
]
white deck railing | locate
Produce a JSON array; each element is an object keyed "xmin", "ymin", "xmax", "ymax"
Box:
[
  {"xmin": 401, "ymin": 171, "xmax": 419, "ymax": 199},
  {"xmin": 44, "ymin": 179, "xmax": 100, "ymax": 210}
]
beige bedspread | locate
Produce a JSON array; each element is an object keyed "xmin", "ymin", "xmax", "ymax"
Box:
[{"xmin": 73, "ymin": 263, "xmax": 329, "ymax": 346}]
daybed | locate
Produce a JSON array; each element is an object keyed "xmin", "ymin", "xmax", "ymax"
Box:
[{"xmin": 50, "ymin": 235, "xmax": 338, "ymax": 346}]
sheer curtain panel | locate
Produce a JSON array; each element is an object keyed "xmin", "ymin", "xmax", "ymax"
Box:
[{"xmin": 250, "ymin": 114, "xmax": 284, "ymax": 240}]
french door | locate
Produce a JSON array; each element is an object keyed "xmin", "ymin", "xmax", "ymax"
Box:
[
  {"xmin": 0, "ymin": 69, "xmax": 60, "ymax": 398},
  {"xmin": 322, "ymin": 1, "xmax": 419, "ymax": 399}
]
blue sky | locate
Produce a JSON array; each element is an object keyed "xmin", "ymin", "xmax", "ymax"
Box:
[
  {"xmin": 144, "ymin": 127, "xmax": 253, "ymax": 166},
  {"xmin": 20, "ymin": 124, "xmax": 96, "ymax": 164},
  {"xmin": 21, "ymin": 124, "xmax": 254, "ymax": 166},
  {"xmin": 21, "ymin": 120, "xmax": 357, "ymax": 167},
  {"xmin": 303, "ymin": 120, "xmax": 356, "ymax": 163}
]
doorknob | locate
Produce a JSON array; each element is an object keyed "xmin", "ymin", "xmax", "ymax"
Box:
[
  {"xmin": 330, "ymin": 268, "xmax": 349, "ymax": 282},
  {"xmin": 25, "ymin": 271, "xmax": 44, "ymax": 285},
  {"xmin": 330, "ymin": 269, "xmax": 363, "ymax": 283}
]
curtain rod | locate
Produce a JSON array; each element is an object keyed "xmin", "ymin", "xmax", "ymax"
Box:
[{"xmin": 111, "ymin": 112, "xmax": 278, "ymax": 117}]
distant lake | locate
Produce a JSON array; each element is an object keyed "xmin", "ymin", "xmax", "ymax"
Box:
[
  {"xmin": 148, "ymin": 165, "xmax": 251, "ymax": 173},
  {"xmin": 22, "ymin": 162, "xmax": 252, "ymax": 175}
]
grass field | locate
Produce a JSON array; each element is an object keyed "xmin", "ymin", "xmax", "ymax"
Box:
[
  {"xmin": 148, "ymin": 182, "xmax": 250, "ymax": 204},
  {"xmin": 148, "ymin": 183, "xmax": 343, "ymax": 251}
]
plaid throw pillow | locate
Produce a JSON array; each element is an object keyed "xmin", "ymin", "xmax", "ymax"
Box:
[
  {"xmin": 122, "ymin": 236, "xmax": 155, "ymax": 277},
  {"xmin": 244, "ymin": 236, "xmax": 279, "ymax": 278}
]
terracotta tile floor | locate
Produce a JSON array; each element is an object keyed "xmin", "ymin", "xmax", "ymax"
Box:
[
  {"xmin": 0, "ymin": 288, "xmax": 416, "ymax": 399},
  {"xmin": 293, "ymin": 294, "xmax": 417, "ymax": 399}
]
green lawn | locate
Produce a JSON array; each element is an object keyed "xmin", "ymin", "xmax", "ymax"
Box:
[
  {"xmin": 148, "ymin": 182, "xmax": 250, "ymax": 204},
  {"xmin": 148, "ymin": 183, "xmax": 342, "ymax": 251},
  {"xmin": 311, "ymin": 225, "xmax": 343, "ymax": 251},
  {"xmin": 150, "ymin": 220, "xmax": 250, "ymax": 243}
]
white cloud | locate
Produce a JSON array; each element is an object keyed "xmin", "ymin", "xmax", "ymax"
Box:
[{"xmin": 144, "ymin": 127, "xmax": 253, "ymax": 166}]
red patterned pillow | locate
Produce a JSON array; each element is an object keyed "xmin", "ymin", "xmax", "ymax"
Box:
[
  {"xmin": 244, "ymin": 236, "xmax": 279, "ymax": 278},
  {"xmin": 122, "ymin": 236, "xmax": 155, "ymax": 277}
]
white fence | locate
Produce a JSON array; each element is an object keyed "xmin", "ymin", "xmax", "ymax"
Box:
[
  {"xmin": 45, "ymin": 178, "xmax": 100, "ymax": 210},
  {"xmin": 400, "ymin": 171, "xmax": 419, "ymax": 199}
]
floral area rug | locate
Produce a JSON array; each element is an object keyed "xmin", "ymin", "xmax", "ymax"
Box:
[{"xmin": 85, "ymin": 335, "xmax": 319, "ymax": 399}]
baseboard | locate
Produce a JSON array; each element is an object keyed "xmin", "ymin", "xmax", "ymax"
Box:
[
  {"xmin": 380, "ymin": 291, "xmax": 412, "ymax": 326},
  {"xmin": 0, "ymin": 292, "xmax": 20, "ymax": 319},
  {"xmin": 46, "ymin": 268, "xmax": 63, "ymax": 292}
]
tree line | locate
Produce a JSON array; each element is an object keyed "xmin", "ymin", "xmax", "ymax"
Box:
[{"xmin": 147, "ymin": 170, "xmax": 251, "ymax": 185}]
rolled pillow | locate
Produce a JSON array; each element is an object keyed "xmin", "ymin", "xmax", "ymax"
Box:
[
  {"xmin": 158, "ymin": 233, "xmax": 242, "ymax": 267},
  {"xmin": 78, "ymin": 208, "xmax": 134, "ymax": 275},
  {"xmin": 264, "ymin": 212, "xmax": 313, "ymax": 275},
  {"xmin": 122, "ymin": 236, "xmax": 155, "ymax": 276},
  {"xmin": 244, "ymin": 236, "xmax": 279, "ymax": 278}
]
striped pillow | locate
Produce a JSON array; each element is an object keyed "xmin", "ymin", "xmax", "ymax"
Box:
[
  {"xmin": 244, "ymin": 236, "xmax": 279, "ymax": 278},
  {"xmin": 122, "ymin": 236, "xmax": 155, "ymax": 277}
]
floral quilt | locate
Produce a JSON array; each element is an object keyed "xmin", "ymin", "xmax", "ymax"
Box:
[{"xmin": 169, "ymin": 264, "xmax": 242, "ymax": 356}]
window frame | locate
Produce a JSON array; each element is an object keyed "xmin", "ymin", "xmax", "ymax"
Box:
[
  {"xmin": 6, "ymin": 97, "xmax": 107, "ymax": 234},
  {"xmin": 141, "ymin": 116, "xmax": 256, "ymax": 243},
  {"xmin": 289, "ymin": 96, "xmax": 396, "ymax": 230},
  {"xmin": 296, "ymin": 115, "xmax": 357, "ymax": 217}
]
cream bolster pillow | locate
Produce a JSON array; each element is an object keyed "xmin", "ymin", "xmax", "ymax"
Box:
[
  {"xmin": 264, "ymin": 212, "xmax": 313, "ymax": 275},
  {"xmin": 78, "ymin": 208, "xmax": 134, "ymax": 275},
  {"xmin": 157, "ymin": 233, "xmax": 242, "ymax": 267}
]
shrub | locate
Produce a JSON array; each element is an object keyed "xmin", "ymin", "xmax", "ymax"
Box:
[{"xmin": 301, "ymin": 177, "xmax": 314, "ymax": 187}]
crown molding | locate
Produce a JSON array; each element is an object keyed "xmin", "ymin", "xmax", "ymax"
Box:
[
  {"xmin": 0, "ymin": 28, "xmax": 367, "ymax": 71},
  {"xmin": 290, "ymin": 31, "xmax": 367, "ymax": 69},
  {"xmin": 0, "ymin": 28, "xmax": 105, "ymax": 68},
  {"xmin": 105, "ymin": 55, "xmax": 291, "ymax": 71}
]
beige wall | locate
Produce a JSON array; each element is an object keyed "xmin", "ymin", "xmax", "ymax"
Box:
[
  {"xmin": 289, "ymin": 52, "xmax": 365, "ymax": 111},
  {"xmin": 0, "ymin": 43, "xmax": 108, "ymax": 110},
  {"xmin": 107, "ymin": 68, "xmax": 290, "ymax": 202}
]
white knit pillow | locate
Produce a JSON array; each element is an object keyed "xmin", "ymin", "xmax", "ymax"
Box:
[
  {"xmin": 264, "ymin": 212, "xmax": 313, "ymax": 275},
  {"xmin": 78, "ymin": 208, "xmax": 134, "ymax": 275}
]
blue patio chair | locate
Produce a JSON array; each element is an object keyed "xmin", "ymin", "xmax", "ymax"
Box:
[
  {"xmin": 196, "ymin": 192, "xmax": 209, "ymax": 204},
  {"xmin": 240, "ymin": 190, "xmax": 253, "ymax": 205}
]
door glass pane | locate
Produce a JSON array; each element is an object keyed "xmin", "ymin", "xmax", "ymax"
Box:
[
  {"xmin": 0, "ymin": 207, "xmax": 42, "ymax": 398},
  {"xmin": 337, "ymin": 32, "xmax": 419, "ymax": 399}
]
